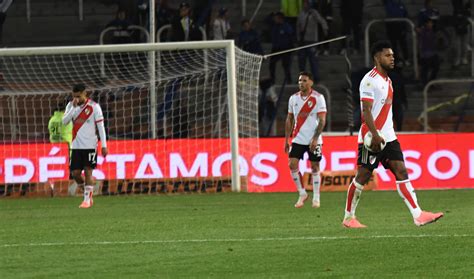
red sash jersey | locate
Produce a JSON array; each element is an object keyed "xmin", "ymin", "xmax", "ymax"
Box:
[
  {"xmin": 358, "ymin": 67, "xmax": 397, "ymax": 144},
  {"xmin": 288, "ymin": 89, "xmax": 327, "ymax": 145},
  {"xmin": 63, "ymin": 99, "xmax": 107, "ymax": 149}
]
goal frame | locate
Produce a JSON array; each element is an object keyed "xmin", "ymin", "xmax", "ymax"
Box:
[{"xmin": 0, "ymin": 40, "xmax": 242, "ymax": 192}]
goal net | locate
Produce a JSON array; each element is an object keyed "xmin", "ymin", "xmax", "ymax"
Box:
[{"xmin": 0, "ymin": 41, "xmax": 262, "ymax": 196}]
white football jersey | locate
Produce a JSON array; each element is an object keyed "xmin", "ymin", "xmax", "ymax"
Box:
[
  {"xmin": 288, "ymin": 89, "xmax": 327, "ymax": 145},
  {"xmin": 64, "ymin": 99, "xmax": 105, "ymax": 149},
  {"xmin": 358, "ymin": 67, "xmax": 397, "ymax": 144}
]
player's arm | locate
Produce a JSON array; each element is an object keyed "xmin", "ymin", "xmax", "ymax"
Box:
[
  {"xmin": 285, "ymin": 112, "xmax": 295, "ymax": 154},
  {"xmin": 62, "ymin": 102, "xmax": 78, "ymax": 125},
  {"xmin": 310, "ymin": 95, "xmax": 327, "ymax": 152},
  {"xmin": 362, "ymin": 100, "xmax": 384, "ymax": 152},
  {"xmin": 95, "ymin": 105, "xmax": 108, "ymax": 157},
  {"xmin": 310, "ymin": 112, "xmax": 326, "ymax": 152}
]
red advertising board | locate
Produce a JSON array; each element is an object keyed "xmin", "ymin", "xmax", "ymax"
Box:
[{"xmin": 0, "ymin": 133, "xmax": 473, "ymax": 191}]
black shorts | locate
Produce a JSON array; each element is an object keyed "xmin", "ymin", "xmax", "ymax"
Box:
[
  {"xmin": 289, "ymin": 143, "xmax": 322, "ymax": 162},
  {"xmin": 357, "ymin": 140, "xmax": 404, "ymax": 171},
  {"xmin": 70, "ymin": 149, "xmax": 97, "ymax": 171}
]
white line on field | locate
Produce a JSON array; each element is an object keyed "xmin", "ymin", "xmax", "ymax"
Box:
[{"xmin": 1, "ymin": 234, "xmax": 471, "ymax": 248}]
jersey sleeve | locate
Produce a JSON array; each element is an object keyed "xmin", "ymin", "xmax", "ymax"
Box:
[
  {"xmin": 316, "ymin": 94, "xmax": 327, "ymax": 113},
  {"xmin": 288, "ymin": 95, "xmax": 294, "ymax": 114},
  {"xmin": 359, "ymin": 77, "xmax": 375, "ymax": 102},
  {"xmin": 94, "ymin": 104, "xmax": 104, "ymax": 123}
]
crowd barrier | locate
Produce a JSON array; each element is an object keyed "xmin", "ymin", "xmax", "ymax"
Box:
[{"xmin": 0, "ymin": 133, "xmax": 473, "ymax": 195}]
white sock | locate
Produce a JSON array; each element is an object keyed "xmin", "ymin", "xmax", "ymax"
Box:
[
  {"xmin": 84, "ymin": 185, "xmax": 94, "ymax": 202},
  {"xmin": 396, "ymin": 180, "xmax": 422, "ymax": 218},
  {"xmin": 312, "ymin": 172, "xmax": 321, "ymax": 202},
  {"xmin": 291, "ymin": 170, "xmax": 307, "ymax": 196},
  {"xmin": 344, "ymin": 179, "xmax": 364, "ymax": 219}
]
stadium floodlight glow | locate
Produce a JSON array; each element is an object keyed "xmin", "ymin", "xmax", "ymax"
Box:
[{"xmin": 0, "ymin": 41, "xmax": 262, "ymax": 192}]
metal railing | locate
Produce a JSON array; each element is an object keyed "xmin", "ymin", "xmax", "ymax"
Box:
[
  {"xmin": 156, "ymin": 24, "xmax": 207, "ymax": 42},
  {"xmin": 468, "ymin": 18, "xmax": 474, "ymax": 77},
  {"xmin": 364, "ymin": 18, "xmax": 418, "ymax": 79},
  {"xmin": 99, "ymin": 25, "xmax": 150, "ymax": 77},
  {"xmin": 421, "ymin": 78, "xmax": 474, "ymax": 132},
  {"xmin": 343, "ymin": 50, "xmax": 354, "ymax": 135}
]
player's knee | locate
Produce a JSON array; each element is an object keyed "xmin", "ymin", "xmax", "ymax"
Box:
[
  {"xmin": 395, "ymin": 169, "xmax": 409, "ymax": 181},
  {"xmin": 311, "ymin": 165, "xmax": 320, "ymax": 173},
  {"xmin": 288, "ymin": 160, "xmax": 298, "ymax": 171},
  {"xmin": 72, "ymin": 173, "xmax": 82, "ymax": 182},
  {"xmin": 355, "ymin": 168, "xmax": 371, "ymax": 185}
]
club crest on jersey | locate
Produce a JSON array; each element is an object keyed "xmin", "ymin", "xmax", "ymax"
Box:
[{"xmin": 308, "ymin": 100, "xmax": 313, "ymax": 108}]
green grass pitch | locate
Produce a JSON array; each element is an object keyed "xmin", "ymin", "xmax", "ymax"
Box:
[{"xmin": 1, "ymin": 189, "xmax": 473, "ymax": 278}]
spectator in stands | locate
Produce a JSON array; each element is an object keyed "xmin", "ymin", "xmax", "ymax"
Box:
[
  {"xmin": 417, "ymin": 0, "xmax": 440, "ymax": 30},
  {"xmin": 193, "ymin": 0, "xmax": 214, "ymax": 35},
  {"xmin": 169, "ymin": 2, "xmax": 201, "ymax": 41},
  {"xmin": 384, "ymin": 0, "xmax": 411, "ymax": 67},
  {"xmin": 237, "ymin": 19, "xmax": 264, "ymax": 55},
  {"xmin": 312, "ymin": 0, "xmax": 333, "ymax": 56},
  {"xmin": 418, "ymin": 18, "xmax": 441, "ymax": 86},
  {"xmin": 452, "ymin": 0, "xmax": 471, "ymax": 66},
  {"xmin": 269, "ymin": 12, "xmax": 295, "ymax": 83},
  {"xmin": 106, "ymin": 9, "xmax": 133, "ymax": 44},
  {"xmin": 262, "ymin": 12, "xmax": 276, "ymax": 43},
  {"xmin": 0, "ymin": 0, "xmax": 13, "ymax": 45},
  {"xmin": 389, "ymin": 66, "xmax": 408, "ymax": 131},
  {"xmin": 212, "ymin": 8, "xmax": 232, "ymax": 40},
  {"xmin": 281, "ymin": 0, "xmax": 303, "ymax": 31},
  {"xmin": 116, "ymin": 0, "xmax": 138, "ymax": 24},
  {"xmin": 296, "ymin": 0, "xmax": 328, "ymax": 84},
  {"xmin": 339, "ymin": 0, "xmax": 363, "ymax": 55}
]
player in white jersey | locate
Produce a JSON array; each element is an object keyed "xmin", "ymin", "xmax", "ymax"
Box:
[
  {"xmin": 62, "ymin": 84, "xmax": 108, "ymax": 208},
  {"xmin": 285, "ymin": 72, "xmax": 327, "ymax": 208},
  {"xmin": 342, "ymin": 41, "xmax": 443, "ymax": 228}
]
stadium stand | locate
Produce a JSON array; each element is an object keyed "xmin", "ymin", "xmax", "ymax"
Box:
[{"xmin": 1, "ymin": 0, "xmax": 473, "ymax": 133}]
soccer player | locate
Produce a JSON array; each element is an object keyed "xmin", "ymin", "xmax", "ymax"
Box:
[
  {"xmin": 342, "ymin": 41, "xmax": 443, "ymax": 228},
  {"xmin": 62, "ymin": 84, "xmax": 108, "ymax": 208},
  {"xmin": 48, "ymin": 103, "xmax": 73, "ymax": 148},
  {"xmin": 285, "ymin": 71, "xmax": 327, "ymax": 208}
]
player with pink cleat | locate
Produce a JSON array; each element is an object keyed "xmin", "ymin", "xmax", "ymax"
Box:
[
  {"xmin": 342, "ymin": 41, "xmax": 443, "ymax": 228},
  {"xmin": 62, "ymin": 84, "xmax": 108, "ymax": 209},
  {"xmin": 342, "ymin": 217, "xmax": 367, "ymax": 228},
  {"xmin": 294, "ymin": 194, "xmax": 308, "ymax": 208},
  {"xmin": 79, "ymin": 190, "xmax": 94, "ymax": 208},
  {"xmin": 414, "ymin": 211, "xmax": 444, "ymax": 227},
  {"xmin": 285, "ymin": 72, "xmax": 327, "ymax": 209}
]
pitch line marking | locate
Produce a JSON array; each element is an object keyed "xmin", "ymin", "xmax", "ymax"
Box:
[{"xmin": 1, "ymin": 234, "xmax": 471, "ymax": 248}]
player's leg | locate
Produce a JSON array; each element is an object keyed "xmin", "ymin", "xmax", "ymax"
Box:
[
  {"xmin": 385, "ymin": 141, "xmax": 443, "ymax": 226},
  {"xmin": 309, "ymin": 144, "xmax": 322, "ymax": 208},
  {"xmin": 289, "ymin": 143, "xmax": 308, "ymax": 208},
  {"xmin": 70, "ymin": 149, "xmax": 85, "ymax": 198},
  {"xmin": 82, "ymin": 167, "xmax": 94, "ymax": 206},
  {"xmin": 342, "ymin": 143, "xmax": 379, "ymax": 228},
  {"xmin": 79, "ymin": 149, "xmax": 97, "ymax": 209}
]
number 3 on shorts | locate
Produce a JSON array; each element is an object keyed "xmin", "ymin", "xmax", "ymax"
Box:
[{"xmin": 88, "ymin": 152, "xmax": 97, "ymax": 164}]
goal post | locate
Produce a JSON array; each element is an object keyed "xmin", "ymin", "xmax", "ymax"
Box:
[{"xmin": 0, "ymin": 40, "xmax": 262, "ymax": 194}]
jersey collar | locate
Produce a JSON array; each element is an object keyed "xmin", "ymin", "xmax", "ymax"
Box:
[{"xmin": 372, "ymin": 67, "xmax": 388, "ymax": 80}]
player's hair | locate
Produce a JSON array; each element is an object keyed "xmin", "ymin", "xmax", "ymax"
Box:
[
  {"xmin": 72, "ymin": 83, "xmax": 86, "ymax": 93},
  {"xmin": 370, "ymin": 40, "xmax": 392, "ymax": 59},
  {"xmin": 299, "ymin": 71, "xmax": 313, "ymax": 81}
]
